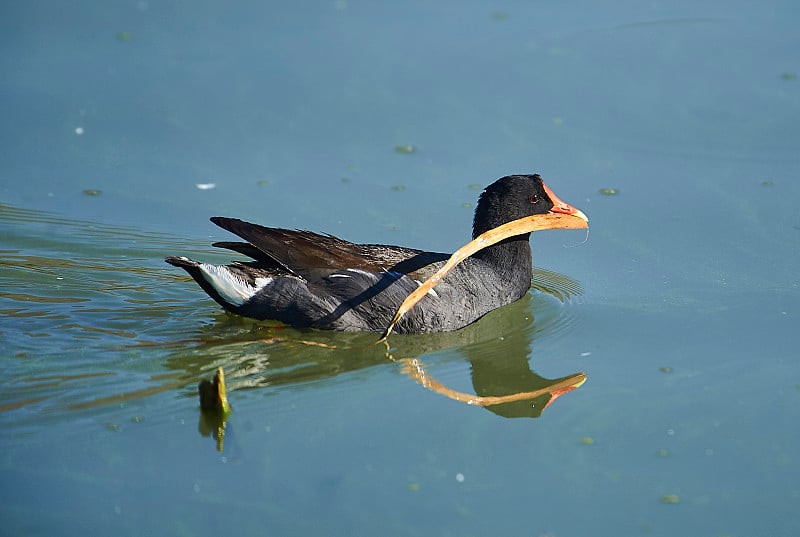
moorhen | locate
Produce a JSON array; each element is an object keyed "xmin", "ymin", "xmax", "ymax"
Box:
[{"xmin": 166, "ymin": 174, "xmax": 587, "ymax": 333}]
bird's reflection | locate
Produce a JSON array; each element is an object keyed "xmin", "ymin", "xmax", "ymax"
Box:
[{"xmin": 190, "ymin": 273, "xmax": 586, "ymax": 451}]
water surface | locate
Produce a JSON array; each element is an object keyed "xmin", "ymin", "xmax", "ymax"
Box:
[{"xmin": 2, "ymin": 1, "xmax": 799, "ymax": 535}]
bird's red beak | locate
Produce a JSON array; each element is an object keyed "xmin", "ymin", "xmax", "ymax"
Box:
[{"xmin": 543, "ymin": 183, "xmax": 588, "ymax": 222}]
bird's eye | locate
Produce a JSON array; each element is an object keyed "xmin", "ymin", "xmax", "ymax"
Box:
[{"xmin": 529, "ymin": 195, "xmax": 540, "ymax": 204}]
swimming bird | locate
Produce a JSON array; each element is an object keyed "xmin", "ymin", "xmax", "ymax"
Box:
[{"xmin": 166, "ymin": 174, "xmax": 587, "ymax": 334}]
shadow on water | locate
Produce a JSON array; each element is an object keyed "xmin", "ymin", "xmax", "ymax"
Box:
[{"xmin": 1, "ymin": 204, "xmax": 586, "ymax": 435}]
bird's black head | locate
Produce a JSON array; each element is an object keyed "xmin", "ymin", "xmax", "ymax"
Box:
[{"xmin": 472, "ymin": 174, "xmax": 555, "ymax": 238}]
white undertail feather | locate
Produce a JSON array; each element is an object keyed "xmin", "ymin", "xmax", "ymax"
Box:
[{"xmin": 198, "ymin": 263, "xmax": 272, "ymax": 306}]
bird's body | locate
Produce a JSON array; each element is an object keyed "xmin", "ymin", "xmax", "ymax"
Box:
[{"xmin": 166, "ymin": 174, "xmax": 586, "ymax": 334}]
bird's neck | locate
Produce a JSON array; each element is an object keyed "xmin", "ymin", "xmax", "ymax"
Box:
[{"xmin": 472, "ymin": 234, "xmax": 533, "ymax": 279}]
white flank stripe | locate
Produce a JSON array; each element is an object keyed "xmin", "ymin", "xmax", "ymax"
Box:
[
  {"xmin": 345, "ymin": 268, "xmax": 379, "ymax": 282},
  {"xmin": 415, "ymin": 279, "xmax": 439, "ymax": 299}
]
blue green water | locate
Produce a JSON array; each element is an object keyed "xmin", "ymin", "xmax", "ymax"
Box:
[{"xmin": 2, "ymin": 1, "xmax": 799, "ymax": 535}]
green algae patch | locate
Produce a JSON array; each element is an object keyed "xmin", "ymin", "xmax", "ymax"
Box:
[
  {"xmin": 598, "ymin": 188, "xmax": 619, "ymax": 196},
  {"xmin": 394, "ymin": 145, "xmax": 416, "ymax": 154}
]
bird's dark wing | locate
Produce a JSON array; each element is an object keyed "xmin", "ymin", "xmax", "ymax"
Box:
[
  {"xmin": 212, "ymin": 241, "xmax": 272, "ymax": 262},
  {"xmin": 210, "ymin": 217, "xmax": 440, "ymax": 277}
]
